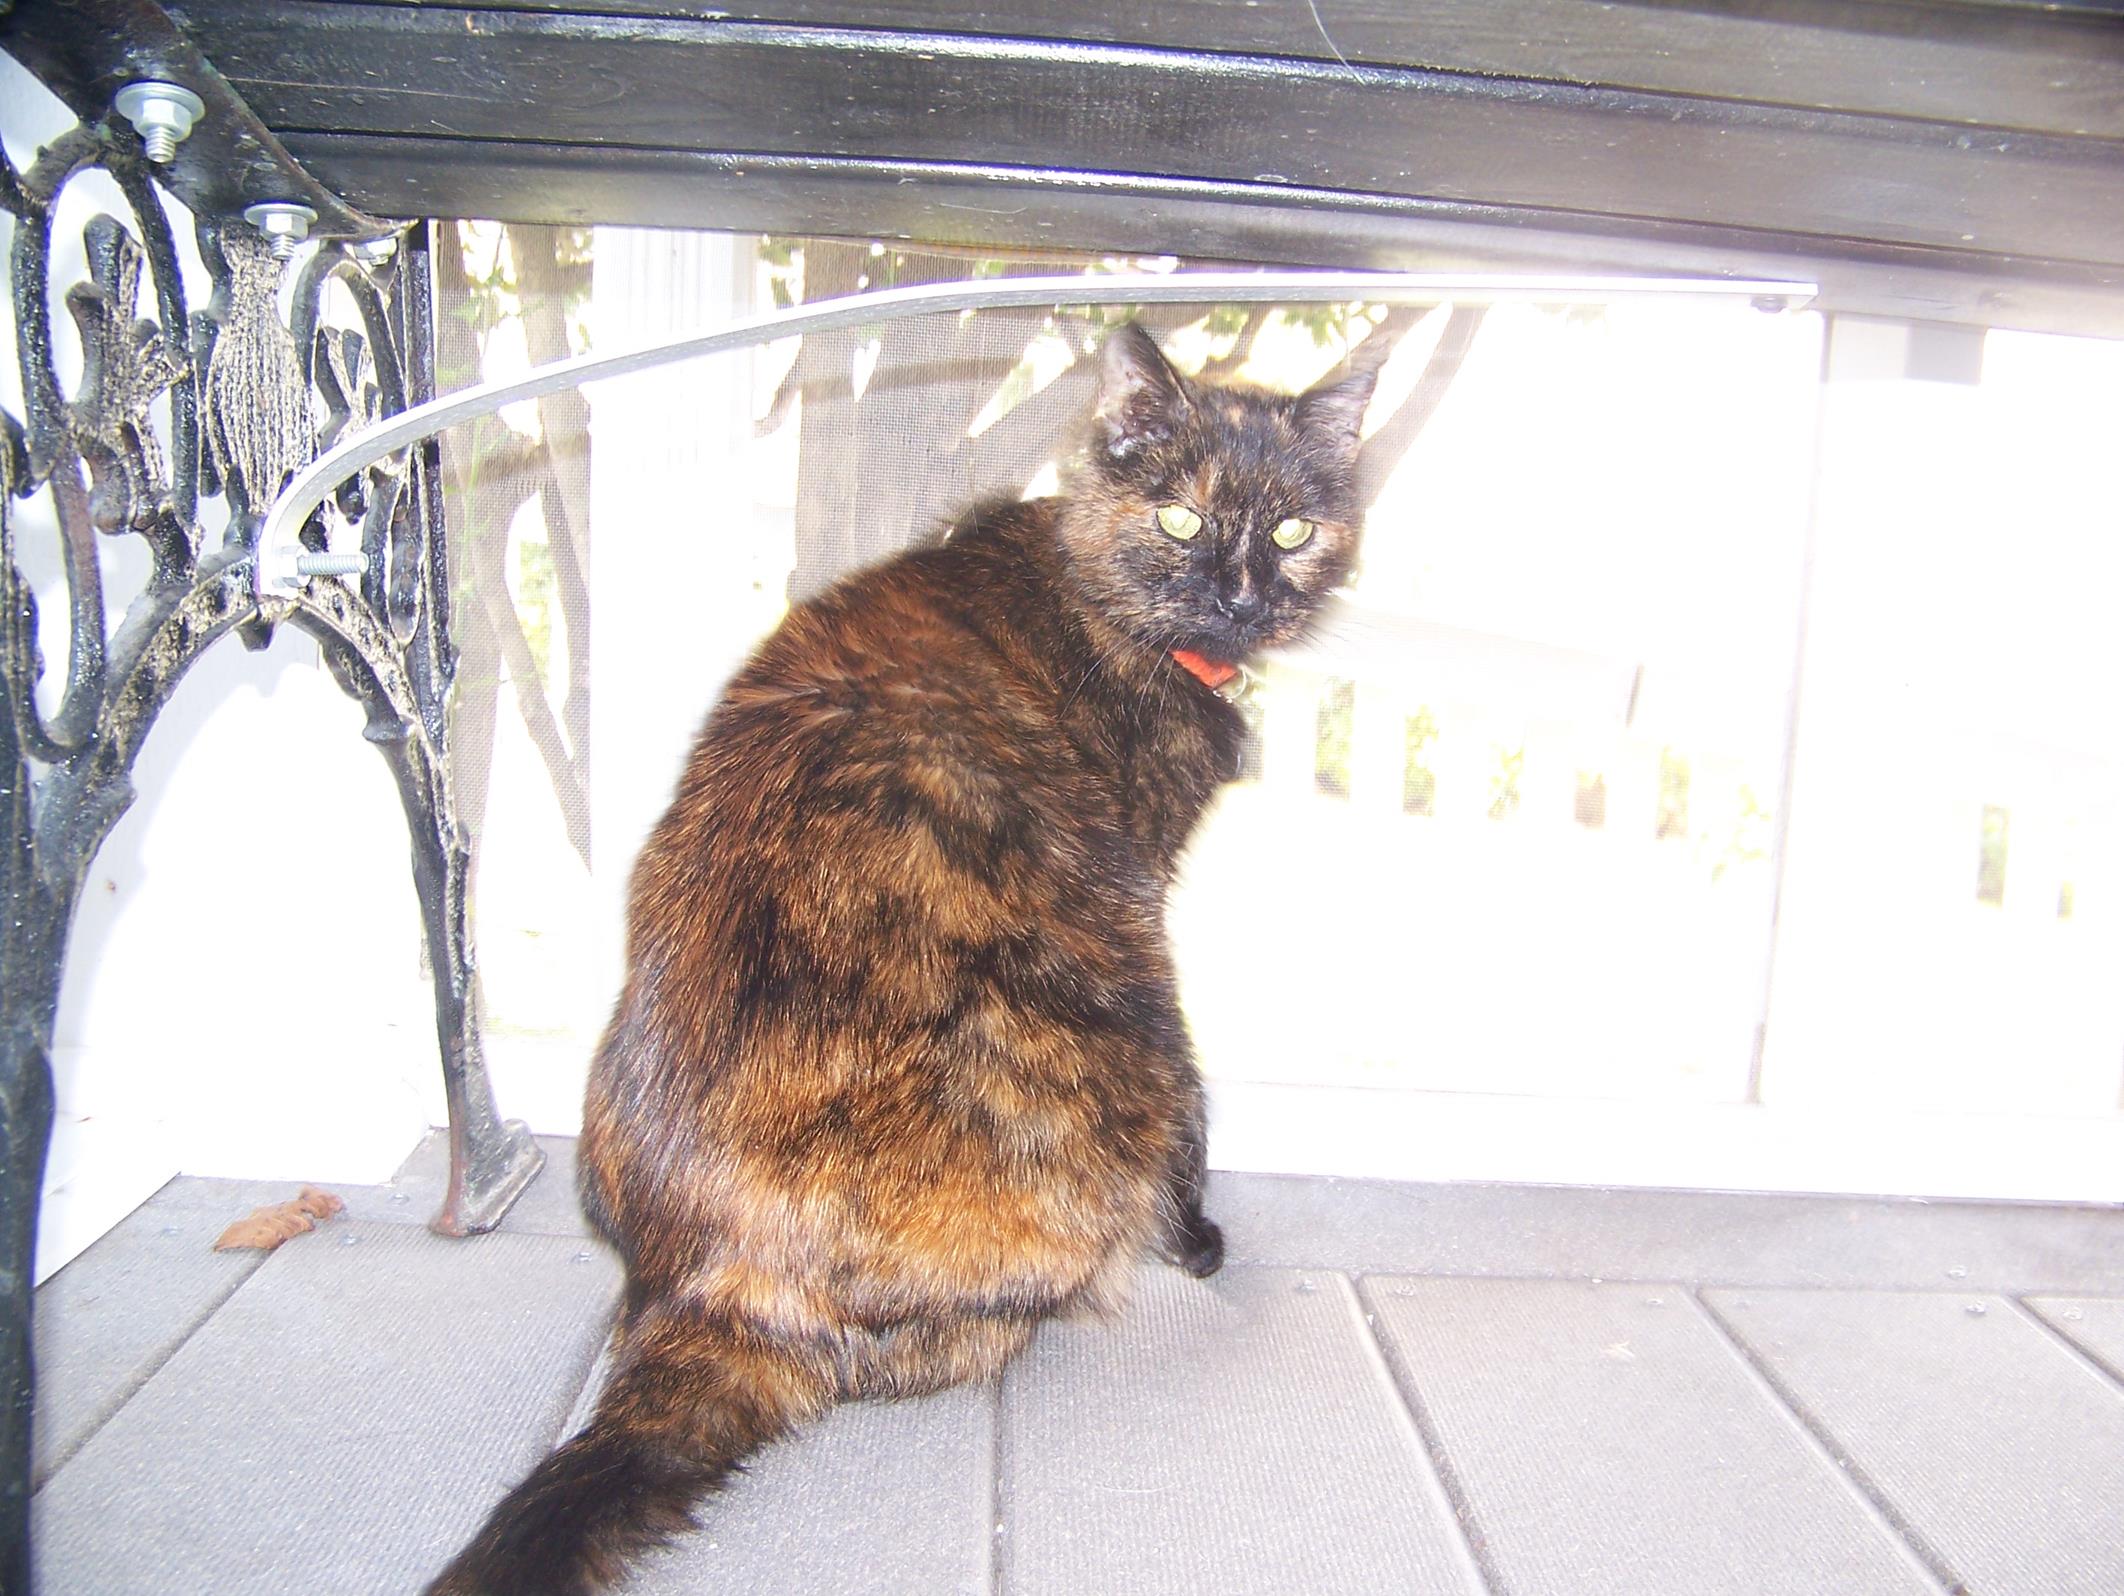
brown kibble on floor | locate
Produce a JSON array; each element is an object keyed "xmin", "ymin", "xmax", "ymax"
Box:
[{"xmin": 212, "ymin": 1186, "xmax": 346, "ymax": 1252}]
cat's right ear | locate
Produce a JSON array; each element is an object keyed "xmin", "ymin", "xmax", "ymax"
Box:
[{"xmin": 1094, "ymin": 323, "xmax": 1192, "ymax": 462}]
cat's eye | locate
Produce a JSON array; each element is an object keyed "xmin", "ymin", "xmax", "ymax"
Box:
[
  {"xmin": 1155, "ymin": 504, "xmax": 1202, "ymax": 541},
  {"xmin": 1272, "ymin": 517, "xmax": 1316, "ymax": 550}
]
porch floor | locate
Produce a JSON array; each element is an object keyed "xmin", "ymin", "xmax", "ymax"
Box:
[{"xmin": 30, "ymin": 1132, "xmax": 2124, "ymax": 1595}]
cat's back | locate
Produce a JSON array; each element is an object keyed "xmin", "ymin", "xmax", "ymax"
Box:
[
  {"xmin": 625, "ymin": 499, "xmax": 1143, "ymax": 972},
  {"xmin": 730, "ymin": 506, "xmax": 1056, "ymax": 773},
  {"xmin": 688, "ymin": 499, "xmax": 1087, "ymax": 821}
]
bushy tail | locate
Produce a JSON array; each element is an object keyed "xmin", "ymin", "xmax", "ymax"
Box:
[{"xmin": 424, "ymin": 1317, "xmax": 825, "ymax": 1596}]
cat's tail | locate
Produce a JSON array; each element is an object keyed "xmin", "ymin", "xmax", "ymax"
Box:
[{"xmin": 423, "ymin": 1311, "xmax": 830, "ymax": 1596}]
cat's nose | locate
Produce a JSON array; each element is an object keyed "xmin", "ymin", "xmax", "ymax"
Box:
[{"xmin": 1216, "ymin": 588, "xmax": 1263, "ymax": 622}]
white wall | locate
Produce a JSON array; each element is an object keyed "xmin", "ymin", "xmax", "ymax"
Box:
[
  {"xmin": 1764, "ymin": 319, "xmax": 2124, "ymax": 1117},
  {"xmin": 1205, "ymin": 313, "xmax": 2124, "ymax": 1200}
]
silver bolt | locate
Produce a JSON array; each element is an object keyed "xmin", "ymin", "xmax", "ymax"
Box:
[
  {"xmin": 244, "ymin": 201, "xmax": 318, "ymax": 261},
  {"xmin": 293, "ymin": 551, "xmax": 367, "ymax": 578},
  {"xmin": 115, "ymin": 81, "xmax": 204, "ymax": 164},
  {"xmin": 264, "ymin": 543, "xmax": 370, "ymax": 590},
  {"xmin": 352, "ymin": 235, "xmax": 399, "ymax": 265}
]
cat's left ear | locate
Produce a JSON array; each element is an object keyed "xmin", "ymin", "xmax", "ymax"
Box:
[
  {"xmin": 1095, "ymin": 322, "xmax": 1193, "ymax": 461},
  {"xmin": 1293, "ymin": 340, "xmax": 1387, "ymax": 462}
]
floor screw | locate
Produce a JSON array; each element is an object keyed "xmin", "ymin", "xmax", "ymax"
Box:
[
  {"xmin": 244, "ymin": 201, "xmax": 318, "ymax": 261},
  {"xmin": 113, "ymin": 81, "xmax": 204, "ymax": 164}
]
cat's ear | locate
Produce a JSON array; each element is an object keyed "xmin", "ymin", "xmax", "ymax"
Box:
[
  {"xmin": 1094, "ymin": 323, "xmax": 1192, "ymax": 461},
  {"xmin": 1293, "ymin": 338, "xmax": 1386, "ymax": 462}
]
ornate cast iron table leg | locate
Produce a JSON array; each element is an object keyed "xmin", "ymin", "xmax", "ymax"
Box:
[
  {"xmin": 0, "ymin": 20, "xmax": 543, "ymax": 1586},
  {"xmin": 276, "ymin": 225, "xmax": 546, "ymax": 1240}
]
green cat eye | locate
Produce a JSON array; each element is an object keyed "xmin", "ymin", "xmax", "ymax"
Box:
[
  {"xmin": 1155, "ymin": 504, "xmax": 1202, "ymax": 540},
  {"xmin": 1272, "ymin": 517, "xmax": 1316, "ymax": 550}
]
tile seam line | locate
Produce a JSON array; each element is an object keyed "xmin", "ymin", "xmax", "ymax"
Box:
[
  {"xmin": 2005, "ymin": 1295, "xmax": 2124, "ymax": 1397},
  {"xmin": 1688, "ymin": 1288, "xmax": 1961, "ymax": 1595},
  {"xmin": 987, "ymin": 1370, "xmax": 1007, "ymax": 1596},
  {"xmin": 547, "ymin": 1310, "xmax": 618, "ymax": 1449},
  {"xmin": 30, "ymin": 1250, "xmax": 270, "ymax": 1493},
  {"xmin": 1340, "ymin": 1274, "xmax": 1504, "ymax": 1596},
  {"xmin": 1323, "ymin": 1266, "xmax": 2123, "ymax": 1297}
]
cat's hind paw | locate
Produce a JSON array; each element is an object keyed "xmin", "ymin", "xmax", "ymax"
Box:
[{"xmin": 1164, "ymin": 1215, "xmax": 1225, "ymax": 1278}]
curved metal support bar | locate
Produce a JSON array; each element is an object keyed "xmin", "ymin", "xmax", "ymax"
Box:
[{"xmin": 260, "ymin": 268, "xmax": 1815, "ymax": 581}]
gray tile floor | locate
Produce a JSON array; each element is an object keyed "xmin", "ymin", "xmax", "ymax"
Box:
[{"xmin": 30, "ymin": 1132, "xmax": 2124, "ymax": 1595}]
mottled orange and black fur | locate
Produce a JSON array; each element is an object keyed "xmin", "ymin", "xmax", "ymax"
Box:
[{"xmin": 426, "ymin": 323, "xmax": 1380, "ymax": 1596}]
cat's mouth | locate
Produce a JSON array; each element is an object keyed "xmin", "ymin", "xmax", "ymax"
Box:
[
  {"xmin": 1175, "ymin": 629, "xmax": 1257, "ymax": 666},
  {"xmin": 1179, "ymin": 611, "xmax": 1291, "ymax": 663}
]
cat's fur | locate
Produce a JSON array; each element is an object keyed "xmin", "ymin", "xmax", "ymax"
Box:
[{"xmin": 426, "ymin": 322, "xmax": 1379, "ymax": 1596}]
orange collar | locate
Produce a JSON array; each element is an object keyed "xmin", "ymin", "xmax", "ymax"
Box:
[{"xmin": 1171, "ymin": 648, "xmax": 1239, "ymax": 690}]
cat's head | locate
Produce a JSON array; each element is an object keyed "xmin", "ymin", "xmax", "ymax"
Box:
[{"xmin": 1060, "ymin": 320, "xmax": 1380, "ymax": 663}]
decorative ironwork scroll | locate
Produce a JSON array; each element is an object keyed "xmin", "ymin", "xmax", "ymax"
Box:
[{"xmin": 0, "ymin": 81, "xmax": 540, "ymax": 1595}]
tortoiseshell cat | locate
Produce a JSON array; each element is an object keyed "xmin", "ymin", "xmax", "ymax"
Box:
[{"xmin": 427, "ymin": 322, "xmax": 1380, "ymax": 1595}]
